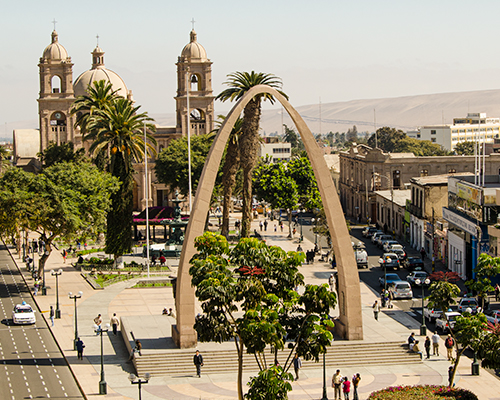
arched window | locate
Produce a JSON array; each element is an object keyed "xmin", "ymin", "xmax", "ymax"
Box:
[
  {"xmin": 393, "ymin": 170, "xmax": 400, "ymax": 188},
  {"xmin": 51, "ymin": 75, "xmax": 61, "ymax": 93}
]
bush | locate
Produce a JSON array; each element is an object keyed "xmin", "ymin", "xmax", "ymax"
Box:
[{"xmin": 368, "ymin": 385, "xmax": 478, "ymax": 400}]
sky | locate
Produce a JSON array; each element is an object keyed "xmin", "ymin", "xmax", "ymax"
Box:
[{"xmin": 2, "ymin": 0, "xmax": 500, "ymax": 136}]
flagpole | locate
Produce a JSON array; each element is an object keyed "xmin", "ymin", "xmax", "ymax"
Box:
[{"xmin": 144, "ymin": 122, "xmax": 150, "ymax": 279}]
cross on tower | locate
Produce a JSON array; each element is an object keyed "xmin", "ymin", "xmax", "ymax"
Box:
[
  {"xmin": 96, "ymin": 34, "xmax": 99, "ymax": 46},
  {"xmin": 191, "ymin": 18, "xmax": 196, "ymax": 30},
  {"xmin": 52, "ymin": 18, "xmax": 57, "ymax": 30}
]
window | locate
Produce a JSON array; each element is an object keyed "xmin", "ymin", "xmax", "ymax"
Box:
[
  {"xmin": 417, "ymin": 134, "xmax": 421, "ymax": 138},
  {"xmin": 431, "ymin": 138, "xmax": 436, "ymax": 142},
  {"xmin": 420, "ymin": 169, "xmax": 428, "ymax": 177},
  {"xmin": 449, "ymin": 168, "xmax": 456, "ymax": 173},
  {"xmin": 393, "ymin": 170, "xmax": 400, "ymax": 188},
  {"xmin": 431, "ymin": 130, "xmax": 436, "ymax": 135}
]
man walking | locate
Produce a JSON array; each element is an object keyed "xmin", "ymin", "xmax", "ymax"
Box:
[
  {"xmin": 110, "ymin": 313, "xmax": 120, "ymax": 335},
  {"xmin": 49, "ymin": 306, "xmax": 55, "ymax": 327},
  {"xmin": 372, "ymin": 300, "xmax": 380, "ymax": 321},
  {"xmin": 332, "ymin": 369, "xmax": 342, "ymax": 400},
  {"xmin": 94, "ymin": 314, "xmax": 102, "ymax": 335},
  {"xmin": 431, "ymin": 331, "xmax": 440, "ymax": 356},
  {"xmin": 293, "ymin": 353, "xmax": 302, "ymax": 380},
  {"xmin": 76, "ymin": 337, "xmax": 85, "ymax": 360},
  {"xmin": 193, "ymin": 350, "xmax": 204, "ymax": 377}
]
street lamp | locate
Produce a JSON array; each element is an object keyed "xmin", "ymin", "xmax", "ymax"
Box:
[
  {"xmin": 129, "ymin": 373, "xmax": 151, "ymax": 400},
  {"xmin": 321, "ymin": 351, "xmax": 329, "ymax": 400},
  {"xmin": 94, "ymin": 323, "xmax": 110, "ymax": 395},
  {"xmin": 42, "ymin": 249, "xmax": 49, "ymax": 295},
  {"xmin": 299, "ymin": 209, "xmax": 304, "ymax": 242},
  {"xmin": 51, "ymin": 269, "xmax": 62, "ymax": 318},
  {"xmin": 69, "ymin": 291, "xmax": 83, "ymax": 350},
  {"xmin": 415, "ymin": 278, "xmax": 430, "ymax": 336},
  {"xmin": 378, "ymin": 256, "xmax": 388, "ymax": 307}
]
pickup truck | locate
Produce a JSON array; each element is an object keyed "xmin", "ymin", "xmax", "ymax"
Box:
[
  {"xmin": 423, "ymin": 308, "xmax": 443, "ymax": 323},
  {"xmin": 352, "ymin": 242, "xmax": 368, "ymax": 268},
  {"xmin": 436, "ymin": 311, "xmax": 461, "ymax": 333}
]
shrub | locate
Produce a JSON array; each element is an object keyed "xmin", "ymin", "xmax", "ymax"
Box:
[{"xmin": 368, "ymin": 385, "xmax": 478, "ymax": 400}]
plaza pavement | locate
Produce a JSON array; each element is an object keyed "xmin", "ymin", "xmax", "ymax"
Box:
[{"xmin": 6, "ymin": 214, "xmax": 500, "ymax": 400}]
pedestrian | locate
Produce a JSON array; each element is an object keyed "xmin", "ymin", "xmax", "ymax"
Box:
[
  {"xmin": 412, "ymin": 340, "xmax": 423, "ymax": 360},
  {"xmin": 263, "ymin": 220, "xmax": 268, "ymax": 231},
  {"xmin": 387, "ymin": 289, "xmax": 393, "ymax": 309},
  {"xmin": 332, "ymin": 369, "xmax": 342, "ymax": 400},
  {"xmin": 424, "ymin": 336, "xmax": 431, "ymax": 359},
  {"xmin": 297, "ymin": 245, "xmax": 303, "ymax": 252},
  {"xmin": 420, "ymin": 247, "xmax": 426, "ymax": 260},
  {"xmin": 193, "ymin": 350, "xmax": 204, "ymax": 377},
  {"xmin": 94, "ymin": 314, "xmax": 102, "ymax": 334},
  {"xmin": 342, "ymin": 377, "xmax": 351, "ymax": 400},
  {"xmin": 76, "ymin": 337, "xmax": 85, "ymax": 360},
  {"xmin": 380, "ymin": 289, "xmax": 386, "ymax": 308},
  {"xmin": 445, "ymin": 334, "xmax": 455, "ymax": 361},
  {"xmin": 431, "ymin": 331, "xmax": 440, "ymax": 355},
  {"xmin": 259, "ymin": 221, "xmax": 263, "ymax": 231},
  {"xmin": 34, "ymin": 279, "xmax": 40, "ymax": 296},
  {"xmin": 293, "ymin": 353, "xmax": 302, "ymax": 380},
  {"xmin": 134, "ymin": 339, "xmax": 142, "ymax": 356},
  {"xmin": 110, "ymin": 313, "xmax": 119, "ymax": 335},
  {"xmin": 328, "ymin": 274, "xmax": 335, "ymax": 292},
  {"xmin": 159, "ymin": 255, "xmax": 166, "ymax": 266},
  {"xmin": 352, "ymin": 373, "xmax": 361, "ymax": 400},
  {"xmin": 448, "ymin": 366, "xmax": 454, "ymax": 387},
  {"xmin": 495, "ymin": 283, "xmax": 500, "ymax": 302},
  {"xmin": 274, "ymin": 223, "xmax": 277, "ymax": 232},
  {"xmin": 280, "ymin": 221, "xmax": 283, "ymax": 232},
  {"xmin": 372, "ymin": 300, "xmax": 380, "ymax": 320},
  {"xmin": 49, "ymin": 306, "xmax": 55, "ymax": 327},
  {"xmin": 292, "ymin": 227, "xmax": 296, "ymax": 236},
  {"xmin": 408, "ymin": 332, "xmax": 416, "ymax": 346}
]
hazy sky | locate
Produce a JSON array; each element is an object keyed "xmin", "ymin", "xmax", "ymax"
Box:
[{"xmin": 2, "ymin": 0, "xmax": 500, "ymax": 131}]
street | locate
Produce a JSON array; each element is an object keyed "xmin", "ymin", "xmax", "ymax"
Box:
[{"xmin": 0, "ymin": 244, "xmax": 83, "ymax": 400}]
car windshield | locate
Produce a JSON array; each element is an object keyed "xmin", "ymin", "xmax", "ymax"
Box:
[
  {"xmin": 395, "ymin": 283, "xmax": 410, "ymax": 290},
  {"xmin": 15, "ymin": 307, "xmax": 32, "ymax": 313},
  {"xmin": 461, "ymin": 299, "xmax": 477, "ymax": 306},
  {"xmin": 387, "ymin": 274, "xmax": 399, "ymax": 280}
]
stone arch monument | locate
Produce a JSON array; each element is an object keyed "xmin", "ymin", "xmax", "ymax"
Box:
[{"xmin": 172, "ymin": 85, "xmax": 363, "ymax": 348}]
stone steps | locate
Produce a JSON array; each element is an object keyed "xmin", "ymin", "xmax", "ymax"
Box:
[{"xmin": 134, "ymin": 341, "xmax": 420, "ymax": 377}]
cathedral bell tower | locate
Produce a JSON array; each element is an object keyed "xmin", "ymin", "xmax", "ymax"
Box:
[
  {"xmin": 175, "ymin": 30, "xmax": 214, "ymax": 136},
  {"xmin": 38, "ymin": 30, "xmax": 76, "ymax": 151}
]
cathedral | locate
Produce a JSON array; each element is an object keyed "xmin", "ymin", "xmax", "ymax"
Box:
[{"xmin": 13, "ymin": 28, "xmax": 215, "ymax": 211}]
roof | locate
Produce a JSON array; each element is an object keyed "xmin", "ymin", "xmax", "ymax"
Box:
[
  {"xmin": 410, "ymin": 173, "xmax": 473, "ymax": 186},
  {"xmin": 375, "ymin": 189, "xmax": 411, "ymax": 207},
  {"xmin": 180, "ymin": 30, "xmax": 208, "ymax": 61},
  {"xmin": 41, "ymin": 31, "xmax": 69, "ymax": 61}
]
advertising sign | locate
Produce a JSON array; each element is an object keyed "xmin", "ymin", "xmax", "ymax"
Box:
[{"xmin": 456, "ymin": 182, "xmax": 482, "ymax": 205}]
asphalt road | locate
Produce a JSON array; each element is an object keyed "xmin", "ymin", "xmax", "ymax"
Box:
[{"xmin": 0, "ymin": 244, "xmax": 83, "ymax": 400}]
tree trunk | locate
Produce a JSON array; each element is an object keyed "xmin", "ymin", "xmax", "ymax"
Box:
[
  {"xmin": 221, "ymin": 136, "xmax": 240, "ymax": 238},
  {"xmin": 239, "ymin": 98, "xmax": 261, "ymax": 238},
  {"xmin": 236, "ymin": 338, "xmax": 244, "ymax": 400}
]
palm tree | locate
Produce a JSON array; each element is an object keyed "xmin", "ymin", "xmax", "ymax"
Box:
[
  {"xmin": 213, "ymin": 115, "xmax": 242, "ymax": 238},
  {"xmin": 216, "ymin": 72, "xmax": 288, "ymax": 237},
  {"xmin": 73, "ymin": 81, "xmax": 157, "ymax": 257}
]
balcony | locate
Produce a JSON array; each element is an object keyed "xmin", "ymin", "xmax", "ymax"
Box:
[{"xmin": 408, "ymin": 203, "xmax": 423, "ymax": 218}]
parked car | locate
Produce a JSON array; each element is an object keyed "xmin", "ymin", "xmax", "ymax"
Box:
[
  {"xmin": 389, "ymin": 280, "xmax": 413, "ymax": 299},
  {"xmin": 12, "ymin": 302, "xmax": 36, "ymax": 325},
  {"xmin": 406, "ymin": 257, "xmax": 424, "ymax": 271},
  {"xmin": 376, "ymin": 235, "xmax": 393, "ymax": 248},
  {"xmin": 352, "ymin": 242, "xmax": 368, "ymax": 268},
  {"xmin": 379, "ymin": 253, "xmax": 401, "ymax": 270},
  {"xmin": 362, "ymin": 226, "xmax": 378, "ymax": 238},
  {"xmin": 371, "ymin": 231, "xmax": 385, "ymax": 244},
  {"xmin": 436, "ymin": 311, "xmax": 461, "ymax": 333},
  {"xmin": 406, "ymin": 271, "xmax": 430, "ymax": 285},
  {"xmin": 382, "ymin": 240, "xmax": 400, "ymax": 253},
  {"xmin": 379, "ymin": 273, "xmax": 401, "ymax": 287},
  {"xmin": 486, "ymin": 310, "xmax": 500, "ymax": 324},
  {"xmin": 457, "ymin": 297, "xmax": 479, "ymax": 314},
  {"xmin": 391, "ymin": 248, "xmax": 407, "ymax": 262},
  {"xmin": 424, "ymin": 307, "xmax": 443, "ymax": 323}
]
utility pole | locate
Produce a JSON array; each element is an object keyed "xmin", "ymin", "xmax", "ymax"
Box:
[{"xmin": 431, "ymin": 208, "xmax": 435, "ymax": 272}]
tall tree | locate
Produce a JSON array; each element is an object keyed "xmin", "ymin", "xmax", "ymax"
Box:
[
  {"xmin": 287, "ymin": 157, "xmax": 321, "ymax": 210},
  {"xmin": 190, "ymin": 232, "xmax": 335, "ymax": 400},
  {"xmin": 0, "ymin": 145, "xmax": 10, "ymax": 174},
  {"xmin": 454, "ymin": 140, "xmax": 476, "ymax": 156},
  {"xmin": 72, "ymin": 81, "xmax": 156, "ymax": 258},
  {"xmin": 0, "ymin": 162, "xmax": 119, "ymax": 277},
  {"xmin": 346, "ymin": 125, "xmax": 358, "ymax": 142},
  {"xmin": 217, "ymin": 72, "xmax": 288, "ymax": 238},
  {"xmin": 38, "ymin": 141, "xmax": 86, "ymax": 168}
]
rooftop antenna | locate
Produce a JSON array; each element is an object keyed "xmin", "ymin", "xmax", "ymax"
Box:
[
  {"xmin": 52, "ymin": 18, "xmax": 57, "ymax": 30},
  {"xmin": 374, "ymin": 109, "xmax": 377, "ymax": 148}
]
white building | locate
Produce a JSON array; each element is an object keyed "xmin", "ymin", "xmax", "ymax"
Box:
[
  {"xmin": 411, "ymin": 113, "xmax": 500, "ymax": 151},
  {"xmin": 259, "ymin": 137, "xmax": 291, "ymax": 163}
]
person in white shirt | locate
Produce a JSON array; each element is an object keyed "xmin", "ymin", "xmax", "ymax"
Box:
[{"xmin": 431, "ymin": 332, "xmax": 440, "ymax": 356}]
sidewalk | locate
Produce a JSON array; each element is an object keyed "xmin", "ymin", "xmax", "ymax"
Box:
[{"xmin": 7, "ymin": 214, "xmax": 500, "ymax": 400}]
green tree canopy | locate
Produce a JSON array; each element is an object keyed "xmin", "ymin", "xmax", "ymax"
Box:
[
  {"xmin": 454, "ymin": 141, "xmax": 476, "ymax": 156},
  {"xmin": 38, "ymin": 141, "xmax": 87, "ymax": 168},
  {"xmin": 0, "ymin": 162, "xmax": 119, "ymax": 276},
  {"xmin": 367, "ymin": 127, "xmax": 449, "ymax": 155},
  {"xmin": 190, "ymin": 232, "xmax": 336, "ymax": 400},
  {"xmin": 154, "ymin": 132, "xmax": 217, "ymax": 197}
]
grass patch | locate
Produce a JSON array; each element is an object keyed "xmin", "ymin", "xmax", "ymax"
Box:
[
  {"xmin": 368, "ymin": 385, "xmax": 478, "ymax": 400},
  {"xmin": 132, "ymin": 281, "xmax": 172, "ymax": 288},
  {"xmin": 91, "ymin": 272, "xmax": 137, "ymax": 288}
]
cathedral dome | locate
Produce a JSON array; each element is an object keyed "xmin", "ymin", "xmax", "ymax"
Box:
[
  {"xmin": 73, "ymin": 45, "xmax": 129, "ymax": 98},
  {"xmin": 181, "ymin": 30, "xmax": 208, "ymax": 60},
  {"xmin": 42, "ymin": 31, "xmax": 69, "ymax": 61}
]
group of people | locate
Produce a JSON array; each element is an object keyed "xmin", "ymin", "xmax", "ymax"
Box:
[
  {"xmin": 408, "ymin": 331, "xmax": 452, "ymax": 361},
  {"xmin": 162, "ymin": 307, "xmax": 175, "ymax": 316},
  {"xmin": 151, "ymin": 254, "xmax": 167, "ymax": 266},
  {"xmin": 332, "ymin": 369, "xmax": 361, "ymax": 400},
  {"xmin": 93, "ymin": 313, "xmax": 121, "ymax": 336}
]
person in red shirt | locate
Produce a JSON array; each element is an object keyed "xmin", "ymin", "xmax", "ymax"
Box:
[{"xmin": 342, "ymin": 377, "xmax": 351, "ymax": 400}]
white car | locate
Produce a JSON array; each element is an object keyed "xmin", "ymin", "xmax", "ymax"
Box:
[
  {"xmin": 12, "ymin": 302, "xmax": 36, "ymax": 325},
  {"xmin": 424, "ymin": 308, "xmax": 443, "ymax": 323},
  {"xmin": 371, "ymin": 231, "xmax": 384, "ymax": 244},
  {"xmin": 436, "ymin": 311, "xmax": 461, "ymax": 333},
  {"xmin": 406, "ymin": 271, "xmax": 429, "ymax": 285},
  {"xmin": 382, "ymin": 240, "xmax": 399, "ymax": 252},
  {"xmin": 486, "ymin": 310, "xmax": 500, "ymax": 325}
]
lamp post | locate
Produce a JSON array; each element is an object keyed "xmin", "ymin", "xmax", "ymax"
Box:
[
  {"xmin": 42, "ymin": 249, "xmax": 49, "ymax": 295},
  {"xmin": 50, "ymin": 269, "xmax": 62, "ymax": 318},
  {"xmin": 129, "ymin": 373, "xmax": 151, "ymax": 400},
  {"xmin": 415, "ymin": 278, "xmax": 430, "ymax": 336},
  {"xmin": 69, "ymin": 291, "xmax": 83, "ymax": 350},
  {"xmin": 299, "ymin": 210, "xmax": 304, "ymax": 242},
  {"xmin": 94, "ymin": 323, "xmax": 110, "ymax": 395},
  {"xmin": 321, "ymin": 351, "xmax": 329, "ymax": 400}
]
